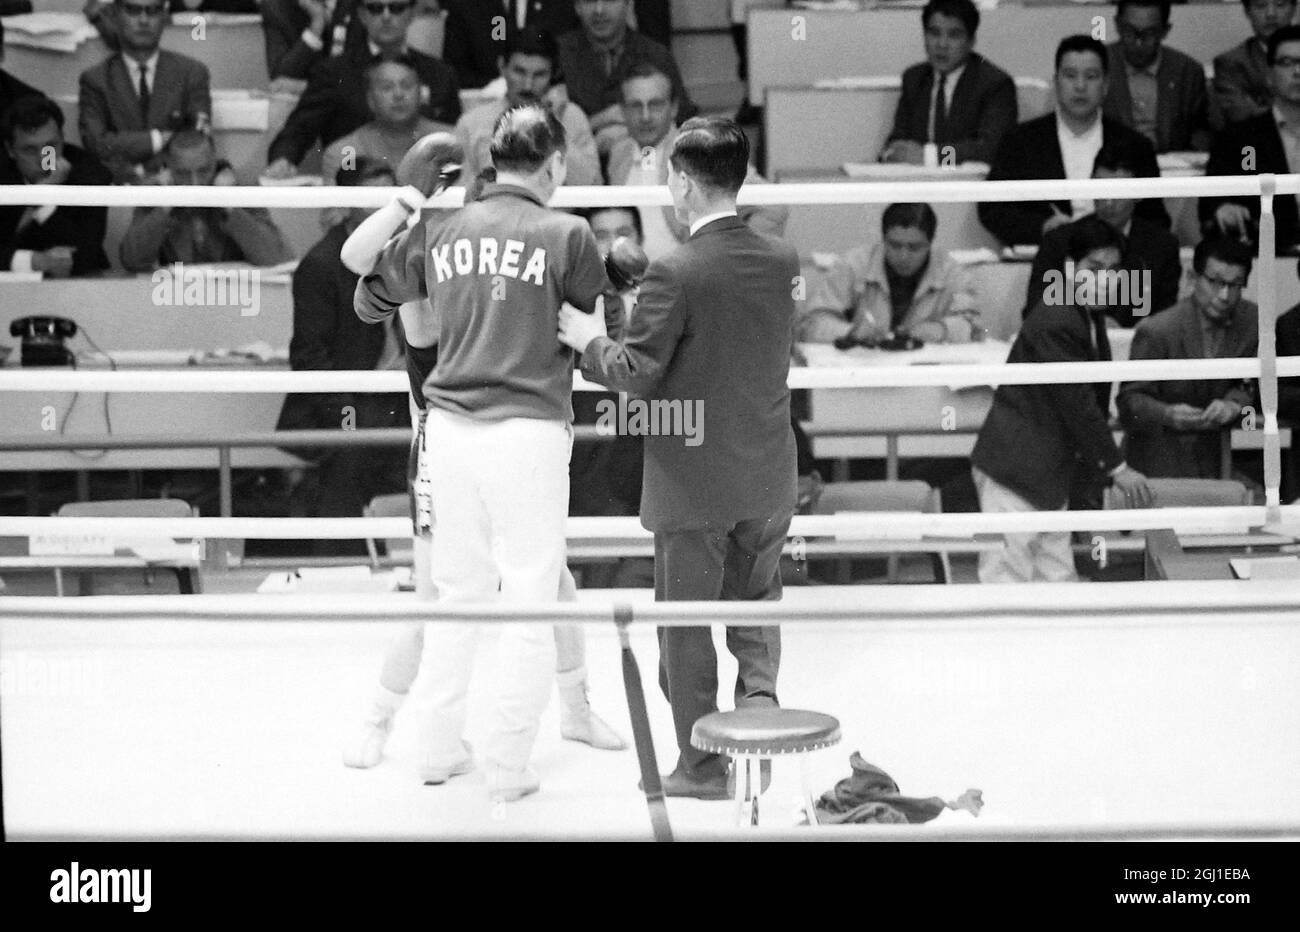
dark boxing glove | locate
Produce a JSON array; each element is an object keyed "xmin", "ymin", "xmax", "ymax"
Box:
[
  {"xmin": 604, "ymin": 235, "xmax": 649, "ymax": 293},
  {"xmin": 396, "ymin": 132, "xmax": 464, "ymax": 198}
]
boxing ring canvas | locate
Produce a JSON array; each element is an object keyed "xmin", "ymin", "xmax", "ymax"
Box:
[{"xmin": 3, "ymin": 583, "xmax": 1298, "ymax": 840}]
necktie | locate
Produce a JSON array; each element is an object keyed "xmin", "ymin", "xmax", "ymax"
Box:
[
  {"xmin": 1092, "ymin": 311, "xmax": 1113, "ymax": 416},
  {"xmin": 138, "ymin": 63, "xmax": 151, "ymax": 124},
  {"xmin": 929, "ymin": 71, "xmax": 948, "ymax": 143}
]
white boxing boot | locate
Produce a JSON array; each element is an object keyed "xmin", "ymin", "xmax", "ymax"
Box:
[
  {"xmin": 342, "ymin": 685, "xmax": 405, "ymax": 769},
  {"xmin": 557, "ymin": 667, "xmax": 627, "ymax": 751}
]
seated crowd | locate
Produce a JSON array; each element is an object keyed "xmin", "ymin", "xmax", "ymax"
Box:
[{"xmin": 1, "ymin": 0, "xmax": 1298, "ymax": 571}]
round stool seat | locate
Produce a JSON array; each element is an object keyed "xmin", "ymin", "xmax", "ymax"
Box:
[{"xmin": 691, "ymin": 708, "xmax": 841, "ymax": 756}]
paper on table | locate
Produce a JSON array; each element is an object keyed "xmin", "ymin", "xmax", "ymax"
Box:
[
  {"xmin": 1229, "ymin": 556, "xmax": 1300, "ymax": 580},
  {"xmin": 814, "ymin": 75, "xmax": 900, "ymax": 90},
  {"xmin": 949, "ymin": 247, "xmax": 1002, "ymax": 265},
  {"xmin": 259, "ymin": 566, "xmax": 400, "ymax": 593},
  {"xmin": 258, "ymin": 175, "xmax": 324, "ymax": 187},
  {"xmin": 1, "ymin": 13, "xmax": 99, "ymax": 53},
  {"xmin": 842, "ymin": 162, "xmax": 988, "ymax": 179}
]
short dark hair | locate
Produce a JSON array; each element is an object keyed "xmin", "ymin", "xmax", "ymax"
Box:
[
  {"xmin": 1268, "ymin": 24, "xmax": 1300, "ymax": 65},
  {"xmin": 1065, "ymin": 214, "xmax": 1125, "ymax": 262},
  {"xmin": 881, "ymin": 202, "xmax": 938, "ymax": 240},
  {"xmin": 668, "ymin": 116, "xmax": 749, "ymax": 195},
  {"xmin": 1193, "ymin": 236, "xmax": 1254, "ymax": 277},
  {"xmin": 1116, "ymin": 0, "xmax": 1171, "ymax": 25},
  {"xmin": 1244, "ymin": 0, "xmax": 1297, "ymax": 9},
  {"xmin": 582, "ymin": 205, "xmax": 645, "ymax": 242},
  {"xmin": 505, "ymin": 28, "xmax": 558, "ymax": 67},
  {"xmin": 364, "ymin": 56, "xmax": 418, "ymax": 90},
  {"xmin": 1055, "ymin": 34, "xmax": 1109, "ymax": 74},
  {"xmin": 622, "ymin": 61, "xmax": 675, "ymax": 99},
  {"xmin": 163, "ymin": 128, "xmax": 214, "ymax": 158},
  {"xmin": 922, "ymin": 0, "xmax": 979, "ymax": 39},
  {"xmin": 1092, "ymin": 138, "xmax": 1143, "ymax": 176},
  {"xmin": 336, "ymin": 155, "xmax": 395, "ymax": 186},
  {"xmin": 1, "ymin": 94, "xmax": 64, "ymax": 143},
  {"xmin": 489, "ymin": 104, "xmax": 567, "ymax": 173}
]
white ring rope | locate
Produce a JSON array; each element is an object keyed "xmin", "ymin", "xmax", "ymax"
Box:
[
  {"xmin": 1, "ymin": 357, "xmax": 1296, "ymax": 393},
  {"xmin": 0, "ymin": 174, "xmax": 1290, "ymax": 209},
  {"xmin": 0, "ymin": 506, "xmax": 1289, "ymax": 539}
]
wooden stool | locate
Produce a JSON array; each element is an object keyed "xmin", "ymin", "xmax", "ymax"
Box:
[{"xmin": 691, "ymin": 708, "xmax": 841, "ymax": 826}]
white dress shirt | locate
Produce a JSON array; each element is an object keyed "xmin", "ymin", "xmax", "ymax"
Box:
[
  {"xmin": 689, "ymin": 210, "xmax": 738, "ymax": 236},
  {"xmin": 1057, "ymin": 111, "xmax": 1104, "ymax": 216},
  {"xmin": 928, "ymin": 62, "xmax": 965, "ymax": 141},
  {"xmin": 122, "ymin": 52, "xmax": 165, "ymax": 153}
]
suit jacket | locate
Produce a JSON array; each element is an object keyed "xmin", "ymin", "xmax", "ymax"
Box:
[
  {"xmin": 970, "ymin": 301, "xmax": 1123, "ymax": 511},
  {"xmin": 886, "ymin": 52, "xmax": 1017, "ymax": 164},
  {"xmin": 78, "ymin": 50, "xmax": 211, "ymax": 182},
  {"xmin": 277, "ymin": 223, "xmax": 405, "ymax": 452},
  {"xmin": 1277, "ymin": 302, "xmax": 1300, "ymax": 422},
  {"xmin": 0, "ymin": 68, "xmax": 40, "ymax": 119},
  {"xmin": 555, "ymin": 28, "xmax": 696, "ymax": 123},
  {"xmin": 1200, "ymin": 110, "xmax": 1300, "ymax": 253},
  {"xmin": 260, "ymin": 0, "xmax": 363, "ymax": 80},
  {"xmin": 978, "ymin": 113, "xmax": 1168, "ymax": 247},
  {"xmin": 579, "ymin": 216, "xmax": 799, "ymax": 532},
  {"xmin": 1024, "ymin": 215, "xmax": 1181, "ymax": 327},
  {"xmin": 1117, "ymin": 298, "xmax": 1258, "ymax": 478},
  {"xmin": 1211, "ymin": 37, "xmax": 1270, "ymax": 129},
  {"xmin": 268, "ymin": 47, "xmax": 461, "ymax": 166},
  {"xmin": 1103, "ymin": 42, "xmax": 1210, "ymax": 153},
  {"xmin": 0, "ymin": 143, "xmax": 111, "ymax": 275}
]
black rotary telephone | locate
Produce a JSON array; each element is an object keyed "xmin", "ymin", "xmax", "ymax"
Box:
[{"xmin": 9, "ymin": 316, "xmax": 77, "ymax": 366}]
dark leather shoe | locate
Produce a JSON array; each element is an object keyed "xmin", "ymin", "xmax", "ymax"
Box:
[{"xmin": 639, "ymin": 767, "xmax": 731, "ymax": 800}]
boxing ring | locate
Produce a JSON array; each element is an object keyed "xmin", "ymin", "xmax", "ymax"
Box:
[{"xmin": 2, "ymin": 176, "xmax": 1300, "ymax": 841}]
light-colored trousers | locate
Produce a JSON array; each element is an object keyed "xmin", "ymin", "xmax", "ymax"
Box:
[
  {"xmin": 972, "ymin": 467, "xmax": 1078, "ymax": 584},
  {"xmin": 407, "ymin": 409, "xmax": 570, "ymax": 775}
]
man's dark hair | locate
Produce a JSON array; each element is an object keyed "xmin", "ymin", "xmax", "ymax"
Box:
[
  {"xmin": 881, "ymin": 202, "xmax": 938, "ymax": 240},
  {"xmin": 1055, "ymin": 34, "xmax": 1109, "ymax": 74},
  {"xmin": 364, "ymin": 55, "xmax": 419, "ymax": 90},
  {"xmin": 1065, "ymin": 214, "xmax": 1126, "ymax": 262},
  {"xmin": 1267, "ymin": 24, "xmax": 1300, "ymax": 65},
  {"xmin": 1116, "ymin": 0, "xmax": 1171, "ymax": 25},
  {"xmin": 1, "ymin": 94, "xmax": 64, "ymax": 143},
  {"xmin": 336, "ymin": 155, "xmax": 395, "ymax": 186},
  {"xmin": 922, "ymin": 0, "xmax": 979, "ymax": 39},
  {"xmin": 505, "ymin": 27, "xmax": 558, "ymax": 67},
  {"xmin": 668, "ymin": 116, "xmax": 749, "ymax": 195},
  {"xmin": 582, "ymin": 205, "xmax": 645, "ymax": 242},
  {"xmin": 622, "ymin": 61, "xmax": 676, "ymax": 99},
  {"xmin": 490, "ymin": 104, "xmax": 567, "ymax": 173},
  {"xmin": 163, "ymin": 128, "xmax": 214, "ymax": 158},
  {"xmin": 1092, "ymin": 138, "xmax": 1143, "ymax": 176},
  {"xmin": 1193, "ymin": 236, "xmax": 1255, "ymax": 277},
  {"xmin": 1244, "ymin": 0, "xmax": 1296, "ymax": 8}
]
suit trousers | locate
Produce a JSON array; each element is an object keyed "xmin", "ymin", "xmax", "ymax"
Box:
[
  {"xmin": 653, "ymin": 510, "xmax": 792, "ymax": 777},
  {"xmin": 407, "ymin": 409, "xmax": 569, "ymax": 777},
  {"xmin": 973, "ymin": 467, "xmax": 1078, "ymax": 583}
]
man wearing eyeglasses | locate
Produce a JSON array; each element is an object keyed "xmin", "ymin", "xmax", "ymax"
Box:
[
  {"xmin": 265, "ymin": 0, "xmax": 459, "ymax": 179},
  {"xmin": 1102, "ymin": 0, "xmax": 1211, "ymax": 153},
  {"xmin": 1118, "ymin": 237, "xmax": 1260, "ymax": 479},
  {"xmin": 77, "ymin": 0, "xmax": 211, "ymax": 182},
  {"xmin": 1212, "ymin": 0, "xmax": 1297, "ymax": 128},
  {"xmin": 1202, "ymin": 24, "xmax": 1300, "ymax": 254}
]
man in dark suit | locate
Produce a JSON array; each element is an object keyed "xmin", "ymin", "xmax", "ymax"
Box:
[
  {"xmin": 560, "ymin": 117, "xmax": 799, "ymax": 798},
  {"xmin": 1103, "ymin": 0, "xmax": 1211, "ymax": 153},
  {"xmin": 264, "ymin": 0, "xmax": 459, "ymax": 177},
  {"xmin": 1273, "ymin": 257, "xmax": 1300, "ymax": 499},
  {"xmin": 442, "ymin": 0, "xmax": 672, "ymax": 90},
  {"xmin": 972, "ymin": 216, "xmax": 1154, "ymax": 583},
  {"xmin": 979, "ymin": 34, "xmax": 1168, "ymax": 248},
  {"xmin": 881, "ymin": 0, "xmax": 1017, "ymax": 165},
  {"xmin": 260, "ymin": 0, "xmax": 364, "ymax": 82},
  {"xmin": 77, "ymin": 0, "xmax": 211, "ymax": 182},
  {"xmin": 1025, "ymin": 140, "xmax": 1181, "ymax": 326},
  {"xmin": 556, "ymin": 0, "xmax": 695, "ymax": 157},
  {"xmin": 1201, "ymin": 24, "xmax": 1300, "ymax": 254},
  {"xmin": 1211, "ymin": 0, "xmax": 1295, "ymax": 128},
  {"xmin": 0, "ymin": 95, "xmax": 111, "ymax": 277},
  {"xmin": 1118, "ymin": 237, "xmax": 1259, "ymax": 479},
  {"xmin": 277, "ymin": 158, "xmax": 409, "ymax": 555},
  {"xmin": 0, "ymin": 19, "xmax": 40, "ymax": 125}
]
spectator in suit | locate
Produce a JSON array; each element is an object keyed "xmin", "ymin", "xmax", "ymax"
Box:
[
  {"xmin": 1276, "ymin": 257, "xmax": 1300, "ymax": 421},
  {"xmin": 606, "ymin": 63, "xmax": 784, "ymax": 260},
  {"xmin": 264, "ymin": 0, "xmax": 460, "ymax": 178},
  {"xmin": 119, "ymin": 130, "xmax": 291, "ymax": 271},
  {"xmin": 77, "ymin": 0, "xmax": 212, "ymax": 182},
  {"xmin": 797, "ymin": 202, "xmax": 983, "ymax": 345},
  {"xmin": 322, "ymin": 58, "xmax": 452, "ymax": 183},
  {"xmin": 1211, "ymin": 0, "xmax": 1296, "ymax": 128},
  {"xmin": 557, "ymin": 0, "xmax": 695, "ymax": 157},
  {"xmin": 1026, "ymin": 139, "xmax": 1181, "ymax": 327},
  {"xmin": 260, "ymin": 0, "xmax": 365, "ymax": 82},
  {"xmin": 0, "ymin": 95, "xmax": 111, "ymax": 277},
  {"xmin": 1103, "ymin": 0, "xmax": 1211, "ymax": 153},
  {"xmin": 1201, "ymin": 24, "xmax": 1300, "ymax": 254},
  {"xmin": 442, "ymin": 0, "xmax": 671, "ymax": 90},
  {"xmin": 979, "ymin": 34, "xmax": 1168, "ymax": 248},
  {"xmin": 880, "ymin": 0, "xmax": 1017, "ymax": 165},
  {"xmin": 278, "ymin": 157, "xmax": 410, "ymax": 556},
  {"xmin": 1118, "ymin": 237, "xmax": 1259, "ymax": 479},
  {"xmin": 454, "ymin": 28, "xmax": 599, "ymax": 185},
  {"xmin": 0, "ymin": 19, "xmax": 40, "ymax": 125},
  {"xmin": 972, "ymin": 216, "xmax": 1154, "ymax": 583}
]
